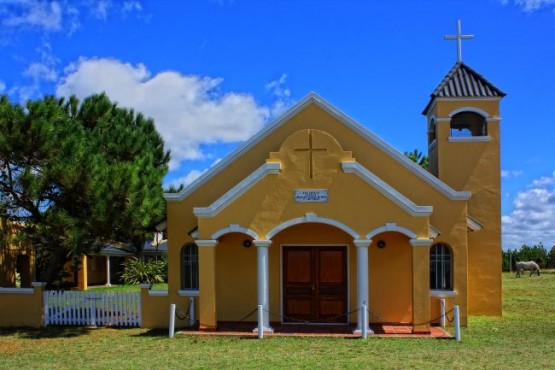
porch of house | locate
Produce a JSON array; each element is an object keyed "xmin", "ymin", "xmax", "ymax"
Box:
[{"xmin": 177, "ymin": 322, "xmax": 452, "ymax": 338}]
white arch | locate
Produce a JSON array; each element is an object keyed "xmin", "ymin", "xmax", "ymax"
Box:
[
  {"xmin": 365, "ymin": 222, "xmax": 417, "ymax": 240},
  {"xmin": 211, "ymin": 224, "xmax": 259, "ymax": 240},
  {"xmin": 266, "ymin": 213, "xmax": 359, "ymax": 239},
  {"xmin": 448, "ymin": 107, "xmax": 489, "ymax": 118}
]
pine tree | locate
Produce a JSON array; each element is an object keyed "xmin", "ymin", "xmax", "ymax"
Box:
[{"xmin": 0, "ymin": 94, "xmax": 170, "ymax": 287}]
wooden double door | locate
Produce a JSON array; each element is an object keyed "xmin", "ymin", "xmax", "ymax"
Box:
[{"xmin": 283, "ymin": 246, "xmax": 348, "ymax": 323}]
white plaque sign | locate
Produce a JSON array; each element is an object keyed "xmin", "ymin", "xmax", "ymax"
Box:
[{"xmin": 294, "ymin": 190, "xmax": 328, "ymax": 203}]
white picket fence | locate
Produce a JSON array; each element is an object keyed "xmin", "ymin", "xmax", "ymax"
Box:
[{"xmin": 44, "ymin": 290, "xmax": 141, "ymax": 327}]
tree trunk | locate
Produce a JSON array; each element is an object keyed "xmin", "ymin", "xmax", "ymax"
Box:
[{"xmin": 39, "ymin": 248, "xmax": 71, "ymax": 289}]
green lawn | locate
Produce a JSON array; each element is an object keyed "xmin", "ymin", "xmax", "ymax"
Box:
[{"xmin": 1, "ymin": 273, "xmax": 554, "ymax": 369}]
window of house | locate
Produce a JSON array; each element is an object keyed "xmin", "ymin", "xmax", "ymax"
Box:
[
  {"xmin": 181, "ymin": 243, "xmax": 199, "ymax": 290},
  {"xmin": 450, "ymin": 112, "xmax": 487, "ymax": 137},
  {"xmin": 430, "ymin": 243, "xmax": 452, "ymax": 290}
]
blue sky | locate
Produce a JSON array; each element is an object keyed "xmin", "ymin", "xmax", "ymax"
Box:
[{"xmin": 1, "ymin": 0, "xmax": 554, "ymax": 250}]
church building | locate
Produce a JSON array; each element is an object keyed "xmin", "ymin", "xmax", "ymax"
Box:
[{"xmin": 163, "ymin": 25, "xmax": 505, "ymax": 333}]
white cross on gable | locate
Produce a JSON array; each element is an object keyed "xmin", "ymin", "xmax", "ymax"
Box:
[{"xmin": 444, "ymin": 19, "xmax": 474, "ymax": 63}]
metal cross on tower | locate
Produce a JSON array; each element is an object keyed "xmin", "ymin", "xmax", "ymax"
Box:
[{"xmin": 444, "ymin": 19, "xmax": 474, "ymax": 63}]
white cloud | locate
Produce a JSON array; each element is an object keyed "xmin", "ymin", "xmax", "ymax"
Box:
[
  {"xmin": 265, "ymin": 73, "xmax": 293, "ymax": 118},
  {"xmin": 503, "ymin": 0, "xmax": 555, "ymax": 12},
  {"xmin": 502, "ymin": 171, "xmax": 555, "ymax": 250},
  {"xmin": 10, "ymin": 42, "xmax": 59, "ymax": 101},
  {"xmin": 84, "ymin": 0, "xmax": 145, "ymax": 20},
  {"xmin": 501, "ymin": 169, "xmax": 523, "ymax": 178},
  {"xmin": 532, "ymin": 173, "xmax": 555, "ymax": 186},
  {"xmin": 55, "ymin": 57, "xmax": 277, "ymax": 168},
  {"xmin": 85, "ymin": 0, "xmax": 111, "ymax": 20},
  {"xmin": 24, "ymin": 61, "xmax": 57, "ymax": 82},
  {"xmin": 167, "ymin": 170, "xmax": 206, "ymax": 189},
  {"xmin": 1, "ymin": 0, "xmax": 64, "ymax": 32},
  {"xmin": 0, "ymin": 80, "xmax": 5, "ymax": 92},
  {"xmin": 165, "ymin": 158, "xmax": 222, "ymax": 189},
  {"xmin": 0, "ymin": 1, "xmax": 144, "ymax": 37},
  {"xmin": 122, "ymin": 1, "xmax": 142, "ymax": 14}
]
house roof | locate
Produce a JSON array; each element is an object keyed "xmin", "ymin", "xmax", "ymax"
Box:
[
  {"xmin": 143, "ymin": 240, "xmax": 167, "ymax": 255},
  {"xmin": 96, "ymin": 245, "xmax": 134, "ymax": 257},
  {"xmin": 423, "ymin": 62, "xmax": 506, "ymax": 115},
  {"xmin": 165, "ymin": 92, "xmax": 471, "ymax": 203}
]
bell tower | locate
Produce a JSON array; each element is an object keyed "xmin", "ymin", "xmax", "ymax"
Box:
[{"xmin": 423, "ymin": 20, "xmax": 506, "ymax": 315}]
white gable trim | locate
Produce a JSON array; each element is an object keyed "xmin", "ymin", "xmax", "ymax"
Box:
[
  {"xmin": 410, "ymin": 238, "xmax": 434, "ymax": 247},
  {"xmin": 196, "ymin": 240, "xmax": 218, "ymax": 247},
  {"xmin": 448, "ymin": 136, "xmax": 491, "ymax": 143},
  {"xmin": 467, "ymin": 215, "xmax": 484, "ymax": 231},
  {"xmin": 266, "ymin": 212, "xmax": 359, "ymax": 239},
  {"xmin": 211, "ymin": 224, "xmax": 259, "ymax": 240},
  {"xmin": 165, "ymin": 93, "xmax": 470, "ymax": 202},
  {"xmin": 165, "ymin": 94, "xmax": 318, "ymax": 202},
  {"xmin": 366, "ymin": 223, "xmax": 417, "ymax": 240},
  {"xmin": 429, "ymin": 224, "xmax": 442, "ymax": 238},
  {"xmin": 448, "ymin": 106, "xmax": 490, "ymax": 118},
  {"xmin": 342, "ymin": 162, "xmax": 433, "ymax": 217},
  {"xmin": 193, "ymin": 162, "xmax": 280, "ymax": 218}
]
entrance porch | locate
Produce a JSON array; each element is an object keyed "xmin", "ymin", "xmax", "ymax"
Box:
[{"xmin": 194, "ymin": 222, "xmax": 433, "ymax": 334}]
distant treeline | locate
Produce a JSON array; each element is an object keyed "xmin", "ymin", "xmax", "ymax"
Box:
[{"xmin": 502, "ymin": 243, "xmax": 555, "ymax": 272}]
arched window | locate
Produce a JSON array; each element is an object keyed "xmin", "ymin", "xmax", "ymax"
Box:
[
  {"xmin": 430, "ymin": 243, "xmax": 452, "ymax": 290},
  {"xmin": 428, "ymin": 119, "xmax": 437, "ymax": 145},
  {"xmin": 450, "ymin": 112, "xmax": 487, "ymax": 137},
  {"xmin": 181, "ymin": 243, "xmax": 199, "ymax": 290}
]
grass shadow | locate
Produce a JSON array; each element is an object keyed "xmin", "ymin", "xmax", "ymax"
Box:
[
  {"xmin": 0, "ymin": 326, "xmax": 93, "ymax": 339},
  {"xmin": 132, "ymin": 328, "xmax": 169, "ymax": 337}
]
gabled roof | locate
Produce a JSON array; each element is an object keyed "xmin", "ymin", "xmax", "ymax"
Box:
[
  {"xmin": 165, "ymin": 93, "xmax": 471, "ymax": 203},
  {"xmin": 423, "ymin": 62, "xmax": 506, "ymax": 115},
  {"xmin": 143, "ymin": 240, "xmax": 167, "ymax": 255},
  {"xmin": 96, "ymin": 245, "xmax": 134, "ymax": 257}
]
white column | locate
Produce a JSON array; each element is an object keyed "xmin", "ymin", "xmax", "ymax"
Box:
[
  {"xmin": 105, "ymin": 256, "xmax": 112, "ymax": 287},
  {"xmin": 253, "ymin": 240, "xmax": 273, "ymax": 333},
  {"xmin": 354, "ymin": 239, "xmax": 373, "ymax": 334}
]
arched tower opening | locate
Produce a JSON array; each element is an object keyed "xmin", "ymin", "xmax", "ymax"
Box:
[{"xmin": 450, "ymin": 111, "xmax": 487, "ymax": 137}]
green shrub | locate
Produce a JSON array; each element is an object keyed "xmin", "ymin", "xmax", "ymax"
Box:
[{"xmin": 121, "ymin": 257, "xmax": 167, "ymax": 285}]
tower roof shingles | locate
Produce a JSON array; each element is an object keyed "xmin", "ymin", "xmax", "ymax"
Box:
[{"xmin": 422, "ymin": 62, "xmax": 506, "ymax": 115}]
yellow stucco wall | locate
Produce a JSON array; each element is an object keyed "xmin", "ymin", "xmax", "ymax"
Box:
[
  {"xmin": 212, "ymin": 225, "xmax": 447, "ymax": 326},
  {"xmin": 166, "ymin": 100, "xmax": 483, "ymax": 330},
  {"xmin": 215, "ymin": 233, "xmax": 257, "ymax": 321},
  {"xmin": 140, "ymin": 287, "xmax": 199, "ymax": 329},
  {"xmin": 427, "ymin": 99, "xmax": 502, "ymax": 316},
  {"xmin": 197, "ymin": 129, "xmax": 430, "ymax": 240},
  {"xmin": 168, "ymin": 103, "xmax": 469, "ymax": 246},
  {"xmin": 0, "ymin": 284, "xmax": 45, "ymax": 327},
  {"xmin": 369, "ymin": 232, "xmax": 413, "ymax": 323}
]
